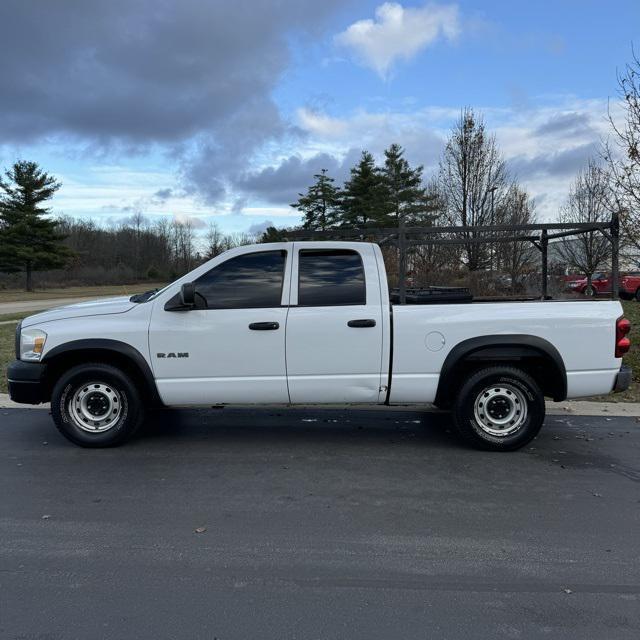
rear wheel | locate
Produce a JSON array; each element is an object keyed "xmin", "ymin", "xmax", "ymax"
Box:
[
  {"xmin": 452, "ymin": 366, "xmax": 545, "ymax": 451},
  {"xmin": 636, "ymin": 287, "xmax": 640, "ymax": 302},
  {"xmin": 583, "ymin": 285, "xmax": 595, "ymax": 297},
  {"xmin": 51, "ymin": 363, "xmax": 145, "ymax": 447}
]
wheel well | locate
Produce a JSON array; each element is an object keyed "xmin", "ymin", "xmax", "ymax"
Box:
[
  {"xmin": 42, "ymin": 347, "xmax": 161, "ymax": 406},
  {"xmin": 435, "ymin": 338, "xmax": 566, "ymax": 407}
]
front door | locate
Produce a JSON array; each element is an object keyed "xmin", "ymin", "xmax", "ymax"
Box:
[{"xmin": 149, "ymin": 248, "xmax": 290, "ymax": 405}]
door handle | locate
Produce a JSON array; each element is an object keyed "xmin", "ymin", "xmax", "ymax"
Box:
[
  {"xmin": 249, "ymin": 321, "xmax": 280, "ymax": 331},
  {"xmin": 347, "ymin": 319, "xmax": 376, "ymax": 328}
]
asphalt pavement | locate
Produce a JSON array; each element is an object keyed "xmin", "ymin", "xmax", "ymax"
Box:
[{"xmin": 1, "ymin": 406, "xmax": 640, "ymax": 639}]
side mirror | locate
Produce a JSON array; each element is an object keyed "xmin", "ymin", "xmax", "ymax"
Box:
[{"xmin": 180, "ymin": 282, "xmax": 196, "ymax": 307}]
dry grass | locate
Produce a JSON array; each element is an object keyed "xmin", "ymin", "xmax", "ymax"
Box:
[
  {"xmin": 0, "ymin": 322, "xmax": 16, "ymax": 393},
  {"xmin": 0, "ymin": 283, "xmax": 166, "ymax": 304},
  {"xmin": 587, "ymin": 299, "xmax": 640, "ymax": 402}
]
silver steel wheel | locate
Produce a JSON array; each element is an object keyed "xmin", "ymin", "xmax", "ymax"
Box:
[
  {"xmin": 473, "ymin": 384, "xmax": 528, "ymax": 437},
  {"xmin": 69, "ymin": 382, "xmax": 123, "ymax": 433}
]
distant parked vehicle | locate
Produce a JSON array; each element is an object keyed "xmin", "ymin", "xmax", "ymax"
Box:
[
  {"xmin": 566, "ymin": 272, "xmax": 611, "ymax": 296},
  {"xmin": 620, "ymin": 273, "xmax": 640, "ymax": 301},
  {"xmin": 566, "ymin": 272, "xmax": 640, "ymax": 299}
]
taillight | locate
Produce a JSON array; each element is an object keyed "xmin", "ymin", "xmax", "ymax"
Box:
[{"xmin": 615, "ymin": 317, "xmax": 631, "ymax": 357}]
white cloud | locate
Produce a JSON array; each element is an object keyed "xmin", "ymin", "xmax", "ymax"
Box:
[
  {"xmin": 43, "ymin": 94, "xmax": 624, "ymax": 233},
  {"xmin": 335, "ymin": 2, "xmax": 460, "ymax": 78},
  {"xmin": 296, "ymin": 108, "xmax": 349, "ymax": 137},
  {"xmin": 293, "ymin": 97, "xmax": 621, "ymax": 221}
]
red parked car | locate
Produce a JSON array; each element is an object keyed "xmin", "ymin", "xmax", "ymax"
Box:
[
  {"xmin": 566, "ymin": 272, "xmax": 640, "ymax": 300},
  {"xmin": 621, "ymin": 273, "xmax": 640, "ymax": 300}
]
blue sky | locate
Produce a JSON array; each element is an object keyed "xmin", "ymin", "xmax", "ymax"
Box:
[{"xmin": 1, "ymin": 0, "xmax": 638, "ymax": 235}]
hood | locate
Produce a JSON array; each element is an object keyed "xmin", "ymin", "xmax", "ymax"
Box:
[{"xmin": 21, "ymin": 296, "xmax": 137, "ymax": 327}]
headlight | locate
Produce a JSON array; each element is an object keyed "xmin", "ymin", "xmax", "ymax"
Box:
[{"xmin": 20, "ymin": 328, "xmax": 47, "ymax": 362}]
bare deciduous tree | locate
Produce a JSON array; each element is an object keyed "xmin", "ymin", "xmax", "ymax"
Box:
[
  {"xmin": 204, "ymin": 221, "xmax": 226, "ymax": 258},
  {"xmin": 494, "ymin": 185, "xmax": 536, "ymax": 292},
  {"xmin": 556, "ymin": 160, "xmax": 612, "ymax": 293},
  {"xmin": 438, "ymin": 107, "xmax": 508, "ymax": 271},
  {"xmin": 603, "ymin": 48, "xmax": 640, "ymax": 252}
]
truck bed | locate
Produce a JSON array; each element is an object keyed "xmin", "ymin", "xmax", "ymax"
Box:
[{"xmin": 388, "ymin": 300, "xmax": 622, "ymax": 403}]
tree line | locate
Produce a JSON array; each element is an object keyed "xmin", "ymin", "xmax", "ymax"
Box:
[{"xmin": 0, "ymin": 165, "xmax": 252, "ymax": 290}]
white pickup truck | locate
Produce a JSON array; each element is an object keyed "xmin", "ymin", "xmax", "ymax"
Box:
[{"xmin": 8, "ymin": 241, "xmax": 632, "ymax": 451}]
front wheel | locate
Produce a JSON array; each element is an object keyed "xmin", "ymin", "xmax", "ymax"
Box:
[
  {"xmin": 51, "ymin": 363, "xmax": 145, "ymax": 447},
  {"xmin": 452, "ymin": 366, "xmax": 545, "ymax": 451}
]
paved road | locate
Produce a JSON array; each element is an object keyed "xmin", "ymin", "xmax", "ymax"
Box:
[{"xmin": 2, "ymin": 407, "xmax": 639, "ymax": 639}]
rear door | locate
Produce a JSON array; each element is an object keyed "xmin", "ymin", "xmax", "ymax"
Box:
[{"xmin": 285, "ymin": 244, "xmax": 385, "ymax": 403}]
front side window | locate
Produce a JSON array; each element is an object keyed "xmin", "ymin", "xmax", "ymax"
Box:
[
  {"xmin": 298, "ymin": 249, "xmax": 366, "ymax": 306},
  {"xmin": 195, "ymin": 250, "xmax": 286, "ymax": 309}
]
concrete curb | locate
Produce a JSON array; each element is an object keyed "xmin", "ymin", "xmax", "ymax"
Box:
[{"xmin": 1, "ymin": 393, "xmax": 638, "ymax": 416}]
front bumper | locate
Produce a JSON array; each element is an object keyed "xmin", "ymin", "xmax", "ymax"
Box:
[
  {"xmin": 7, "ymin": 360, "xmax": 48, "ymax": 405},
  {"xmin": 613, "ymin": 365, "xmax": 632, "ymax": 393}
]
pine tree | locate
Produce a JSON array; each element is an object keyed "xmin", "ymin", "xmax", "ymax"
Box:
[
  {"xmin": 0, "ymin": 161, "xmax": 73, "ymax": 291},
  {"xmin": 339, "ymin": 151, "xmax": 388, "ymax": 228},
  {"xmin": 290, "ymin": 169, "xmax": 340, "ymax": 231},
  {"xmin": 260, "ymin": 226, "xmax": 288, "ymax": 243},
  {"xmin": 381, "ymin": 144, "xmax": 430, "ymax": 225}
]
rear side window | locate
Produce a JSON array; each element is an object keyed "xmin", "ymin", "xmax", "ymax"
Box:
[
  {"xmin": 298, "ymin": 249, "xmax": 366, "ymax": 306},
  {"xmin": 195, "ymin": 250, "xmax": 286, "ymax": 309}
]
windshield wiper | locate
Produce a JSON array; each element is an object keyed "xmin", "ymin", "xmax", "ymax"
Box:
[{"xmin": 129, "ymin": 288, "xmax": 159, "ymax": 303}]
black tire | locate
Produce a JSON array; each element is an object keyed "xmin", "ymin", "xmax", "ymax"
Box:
[
  {"xmin": 452, "ymin": 366, "xmax": 545, "ymax": 451},
  {"xmin": 51, "ymin": 363, "xmax": 145, "ymax": 447},
  {"xmin": 635, "ymin": 288, "xmax": 640, "ymax": 302},
  {"xmin": 583, "ymin": 285, "xmax": 595, "ymax": 297}
]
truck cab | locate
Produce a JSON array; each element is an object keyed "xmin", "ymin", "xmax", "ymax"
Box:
[{"xmin": 149, "ymin": 242, "xmax": 389, "ymax": 406}]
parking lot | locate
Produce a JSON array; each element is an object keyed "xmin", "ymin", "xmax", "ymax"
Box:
[{"xmin": 2, "ymin": 406, "xmax": 640, "ymax": 639}]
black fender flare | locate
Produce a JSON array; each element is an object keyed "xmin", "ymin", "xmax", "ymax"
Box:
[
  {"xmin": 42, "ymin": 339, "xmax": 163, "ymax": 405},
  {"xmin": 435, "ymin": 334, "xmax": 567, "ymax": 404}
]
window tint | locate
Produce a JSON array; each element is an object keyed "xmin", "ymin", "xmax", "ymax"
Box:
[
  {"xmin": 195, "ymin": 251, "xmax": 286, "ymax": 309},
  {"xmin": 298, "ymin": 249, "xmax": 366, "ymax": 306}
]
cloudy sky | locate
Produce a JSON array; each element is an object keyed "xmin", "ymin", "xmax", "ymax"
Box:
[{"xmin": 0, "ymin": 0, "xmax": 638, "ymax": 233}]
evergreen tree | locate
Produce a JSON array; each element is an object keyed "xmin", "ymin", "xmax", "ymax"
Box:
[
  {"xmin": 290, "ymin": 169, "xmax": 340, "ymax": 231},
  {"xmin": 381, "ymin": 143, "xmax": 429, "ymax": 225},
  {"xmin": 259, "ymin": 226, "xmax": 288, "ymax": 243},
  {"xmin": 339, "ymin": 151, "xmax": 388, "ymax": 228},
  {"xmin": 0, "ymin": 161, "xmax": 73, "ymax": 291}
]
